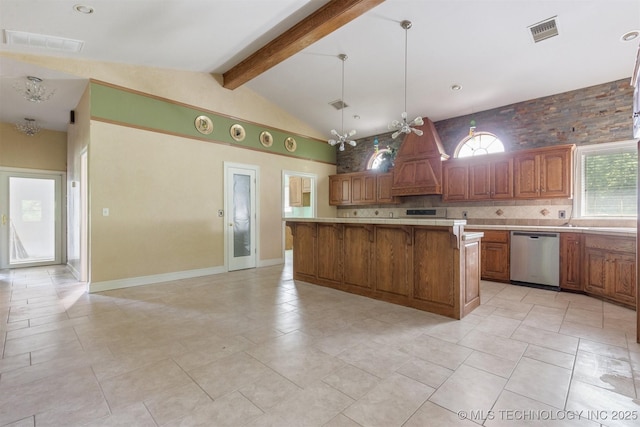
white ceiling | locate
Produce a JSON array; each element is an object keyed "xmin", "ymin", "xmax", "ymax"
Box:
[{"xmin": 1, "ymin": 0, "xmax": 639, "ymax": 138}]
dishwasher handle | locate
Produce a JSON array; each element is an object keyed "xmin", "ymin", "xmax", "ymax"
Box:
[{"xmin": 511, "ymin": 231, "xmax": 559, "ymax": 239}]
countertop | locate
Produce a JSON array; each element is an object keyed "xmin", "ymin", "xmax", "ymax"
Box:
[{"xmin": 284, "ymin": 217, "xmax": 466, "ymax": 227}]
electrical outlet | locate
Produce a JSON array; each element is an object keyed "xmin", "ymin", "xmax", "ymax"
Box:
[
  {"xmin": 217, "ymin": 209, "xmax": 224, "ymax": 217},
  {"xmin": 462, "ymin": 211, "xmax": 468, "ymax": 219},
  {"xmin": 558, "ymin": 210, "xmax": 566, "ymax": 219}
]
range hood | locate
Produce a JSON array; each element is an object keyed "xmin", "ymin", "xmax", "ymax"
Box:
[{"xmin": 391, "ymin": 117, "xmax": 449, "ymax": 196}]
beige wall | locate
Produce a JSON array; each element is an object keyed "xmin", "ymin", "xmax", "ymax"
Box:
[{"xmin": 0, "ymin": 122, "xmax": 67, "ymax": 171}]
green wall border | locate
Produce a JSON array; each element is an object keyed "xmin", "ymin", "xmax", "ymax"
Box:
[{"xmin": 89, "ymin": 80, "xmax": 336, "ymax": 164}]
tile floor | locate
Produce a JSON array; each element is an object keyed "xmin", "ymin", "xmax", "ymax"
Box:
[{"xmin": 1, "ymin": 255, "xmax": 639, "ymax": 426}]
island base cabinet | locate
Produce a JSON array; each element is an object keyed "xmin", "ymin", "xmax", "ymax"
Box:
[{"xmin": 287, "ymin": 221, "xmax": 481, "ymax": 319}]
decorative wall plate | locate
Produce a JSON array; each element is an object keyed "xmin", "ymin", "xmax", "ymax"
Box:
[
  {"xmin": 284, "ymin": 137, "xmax": 297, "ymax": 152},
  {"xmin": 194, "ymin": 115, "xmax": 213, "ymax": 135},
  {"xmin": 230, "ymin": 124, "xmax": 246, "ymax": 141},
  {"xmin": 259, "ymin": 131, "xmax": 273, "ymax": 147}
]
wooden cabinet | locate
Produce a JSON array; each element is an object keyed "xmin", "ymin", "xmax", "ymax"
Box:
[
  {"xmin": 343, "ymin": 225, "xmax": 374, "ymax": 289},
  {"xmin": 374, "ymin": 226, "xmax": 413, "ymax": 297},
  {"xmin": 317, "ymin": 224, "xmax": 343, "ymax": 285},
  {"xmin": 467, "ymin": 229, "xmax": 510, "ymax": 282},
  {"xmin": 289, "ymin": 176, "xmax": 311, "ymax": 207},
  {"xmin": 329, "ymin": 172, "xmax": 398, "ymax": 206},
  {"xmin": 442, "ymin": 162, "xmax": 469, "ymax": 201},
  {"xmin": 514, "ymin": 146, "xmax": 573, "ymax": 199},
  {"xmin": 584, "ymin": 235, "xmax": 636, "ymax": 308},
  {"xmin": 289, "ymin": 222, "xmax": 317, "ymax": 282},
  {"xmin": 469, "ymin": 157, "xmax": 513, "ymax": 200},
  {"xmin": 560, "ymin": 233, "xmax": 583, "ymax": 291}
]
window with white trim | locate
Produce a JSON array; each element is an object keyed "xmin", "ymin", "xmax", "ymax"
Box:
[
  {"xmin": 455, "ymin": 132, "xmax": 505, "ymax": 158},
  {"xmin": 574, "ymin": 140, "xmax": 637, "ymax": 218}
]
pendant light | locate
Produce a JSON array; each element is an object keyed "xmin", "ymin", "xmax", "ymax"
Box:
[
  {"xmin": 388, "ymin": 20, "xmax": 423, "ymax": 139},
  {"xmin": 328, "ymin": 54, "xmax": 357, "ymax": 151}
]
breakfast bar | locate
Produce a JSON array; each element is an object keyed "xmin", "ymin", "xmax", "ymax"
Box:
[{"xmin": 285, "ymin": 218, "xmax": 483, "ymax": 319}]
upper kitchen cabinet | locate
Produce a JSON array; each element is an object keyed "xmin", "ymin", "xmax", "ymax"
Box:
[
  {"xmin": 468, "ymin": 156, "xmax": 513, "ymax": 200},
  {"xmin": 513, "ymin": 145, "xmax": 574, "ymax": 199},
  {"xmin": 289, "ymin": 176, "xmax": 311, "ymax": 207},
  {"xmin": 329, "ymin": 171, "xmax": 398, "ymax": 206},
  {"xmin": 392, "ymin": 118, "xmax": 449, "ymax": 196}
]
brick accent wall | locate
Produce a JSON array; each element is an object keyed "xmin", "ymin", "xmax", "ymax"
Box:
[{"xmin": 338, "ymin": 78, "xmax": 634, "ymax": 173}]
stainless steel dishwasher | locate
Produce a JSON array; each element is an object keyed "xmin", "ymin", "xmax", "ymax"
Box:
[{"xmin": 510, "ymin": 231, "xmax": 560, "ymax": 288}]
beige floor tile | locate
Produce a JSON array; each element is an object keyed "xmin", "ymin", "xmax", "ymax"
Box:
[
  {"xmin": 573, "ymin": 351, "xmax": 635, "ymax": 398},
  {"xmin": 3, "ymin": 327, "xmax": 80, "ymax": 357},
  {"xmin": 100, "ymin": 358, "xmax": 195, "ymax": 409},
  {"xmin": 566, "ymin": 380, "xmax": 640, "ymax": 427},
  {"xmin": 560, "ymin": 321, "xmax": 628, "ymax": 348},
  {"xmin": 143, "ymin": 382, "xmax": 213, "ymax": 425},
  {"xmin": 429, "ymin": 364, "xmax": 507, "ymax": 419},
  {"xmin": 523, "ymin": 344, "xmax": 575, "ymax": 370},
  {"xmin": 486, "ymin": 390, "xmax": 600, "ymax": 427},
  {"xmin": 474, "ymin": 314, "xmax": 522, "ymax": 338},
  {"xmin": 505, "ymin": 357, "xmax": 572, "ymax": 409},
  {"xmin": 238, "ymin": 369, "xmax": 301, "ymax": 411},
  {"xmin": 404, "ymin": 401, "xmax": 479, "ymax": 426},
  {"xmin": 246, "ymin": 381, "xmax": 353, "ymax": 427},
  {"xmin": 396, "ymin": 357, "xmax": 454, "ymax": 389},
  {"xmin": 2, "ymin": 416, "xmax": 35, "ymax": 427},
  {"xmin": 323, "ymin": 413, "xmax": 363, "ymax": 427},
  {"xmin": 565, "ymin": 307, "xmax": 604, "ymax": 328},
  {"xmin": 343, "ymin": 373, "xmax": 434, "ymax": 427},
  {"xmin": 521, "ymin": 305, "xmax": 566, "ymax": 333},
  {"xmin": 423, "ymin": 318, "xmax": 477, "ymax": 343},
  {"xmin": 464, "ymin": 350, "xmax": 518, "ymax": 378},
  {"xmin": 578, "ymin": 338, "xmax": 631, "ymax": 361},
  {"xmin": 400, "ymin": 334, "xmax": 473, "ymax": 370},
  {"xmin": 512, "ymin": 324, "xmax": 579, "ymax": 354},
  {"xmin": 336, "ymin": 341, "xmax": 411, "ymax": 379},
  {"xmin": 165, "ymin": 391, "xmax": 263, "ymax": 427},
  {"xmin": 0, "ymin": 353, "xmax": 30, "ymax": 375},
  {"xmin": 322, "ymin": 363, "xmax": 380, "ymax": 400},
  {"xmin": 458, "ymin": 329, "xmax": 528, "ymax": 362},
  {"xmin": 74, "ymin": 402, "xmax": 157, "ymax": 427}
]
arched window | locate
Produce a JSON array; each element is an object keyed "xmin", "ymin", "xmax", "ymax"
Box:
[
  {"xmin": 367, "ymin": 148, "xmax": 393, "ymax": 171},
  {"xmin": 455, "ymin": 132, "xmax": 505, "ymax": 158}
]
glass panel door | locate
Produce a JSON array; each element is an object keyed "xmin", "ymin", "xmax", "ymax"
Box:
[
  {"xmin": 0, "ymin": 172, "xmax": 62, "ymax": 268},
  {"xmin": 225, "ymin": 165, "xmax": 257, "ymax": 271}
]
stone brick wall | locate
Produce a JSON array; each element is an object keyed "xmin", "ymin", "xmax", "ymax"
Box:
[{"xmin": 337, "ymin": 78, "xmax": 634, "ymax": 173}]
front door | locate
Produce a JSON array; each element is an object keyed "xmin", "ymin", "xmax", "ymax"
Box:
[
  {"xmin": 0, "ymin": 171, "xmax": 63, "ymax": 268},
  {"xmin": 225, "ymin": 164, "xmax": 257, "ymax": 271}
]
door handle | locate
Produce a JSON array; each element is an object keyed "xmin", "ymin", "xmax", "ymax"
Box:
[
  {"xmin": 228, "ymin": 223, "xmax": 233, "ymax": 227},
  {"xmin": 1, "ymin": 215, "xmax": 6, "ymax": 226}
]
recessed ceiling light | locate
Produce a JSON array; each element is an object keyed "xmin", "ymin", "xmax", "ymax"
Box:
[
  {"xmin": 73, "ymin": 4, "xmax": 94, "ymax": 14},
  {"xmin": 451, "ymin": 84, "xmax": 462, "ymax": 91},
  {"xmin": 621, "ymin": 30, "xmax": 639, "ymax": 42}
]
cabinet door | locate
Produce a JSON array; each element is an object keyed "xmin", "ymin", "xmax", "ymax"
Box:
[
  {"xmin": 481, "ymin": 242, "xmax": 510, "ymax": 281},
  {"xmin": 491, "ymin": 158, "xmax": 514, "ymax": 199},
  {"xmin": 317, "ymin": 224, "xmax": 343, "ymax": 284},
  {"xmin": 351, "ymin": 174, "xmax": 376, "ymax": 205},
  {"xmin": 442, "ymin": 162, "xmax": 468, "ymax": 201},
  {"xmin": 560, "ymin": 233, "xmax": 582, "ymax": 291},
  {"xmin": 468, "ymin": 162, "xmax": 491, "ymax": 200},
  {"xmin": 302, "ymin": 178, "xmax": 311, "ymax": 193},
  {"xmin": 540, "ymin": 149, "xmax": 572, "ymax": 198},
  {"xmin": 343, "ymin": 225, "xmax": 373, "ymax": 288},
  {"xmin": 609, "ymin": 253, "xmax": 636, "ymax": 306},
  {"xmin": 373, "ymin": 226, "xmax": 412, "ymax": 297},
  {"xmin": 329, "ymin": 175, "xmax": 350, "ymax": 205},
  {"xmin": 513, "ymin": 154, "xmax": 540, "ymax": 198},
  {"xmin": 584, "ymin": 248, "xmax": 607, "ymax": 296},
  {"xmin": 413, "ymin": 228, "xmax": 454, "ymax": 305},
  {"xmin": 291, "ymin": 222, "xmax": 317, "ymax": 280},
  {"xmin": 376, "ymin": 173, "xmax": 396, "ymax": 203},
  {"xmin": 289, "ymin": 176, "xmax": 302, "ymax": 207}
]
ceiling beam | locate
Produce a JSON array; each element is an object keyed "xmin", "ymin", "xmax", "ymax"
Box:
[{"xmin": 222, "ymin": 0, "xmax": 385, "ymax": 90}]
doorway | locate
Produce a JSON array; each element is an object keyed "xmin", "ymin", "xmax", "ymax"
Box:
[
  {"xmin": 224, "ymin": 163, "xmax": 258, "ymax": 271},
  {"xmin": 283, "ymin": 171, "xmax": 316, "ymax": 251},
  {"xmin": 0, "ymin": 170, "xmax": 63, "ymax": 269}
]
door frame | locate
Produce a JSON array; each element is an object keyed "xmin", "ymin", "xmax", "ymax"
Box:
[
  {"xmin": 0, "ymin": 167, "xmax": 67, "ymax": 269},
  {"xmin": 223, "ymin": 162, "xmax": 259, "ymax": 271}
]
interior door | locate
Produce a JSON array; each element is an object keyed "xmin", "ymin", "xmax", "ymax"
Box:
[
  {"xmin": 225, "ymin": 164, "xmax": 257, "ymax": 271},
  {"xmin": 0, "ymin": 171, "xmax": 63, "ymax": 268}
]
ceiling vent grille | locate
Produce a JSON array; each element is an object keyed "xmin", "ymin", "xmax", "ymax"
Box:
[
  {"xmin": 329, "ymin": 100, "xmax": 348, "ymax": 110},
  {"xmin": 528, "ymin": 17, "xmax": 559, "ymax": 43},
  {"xmin": 3, "ymin": 29, "xmax": 84, "ymax": 52}
]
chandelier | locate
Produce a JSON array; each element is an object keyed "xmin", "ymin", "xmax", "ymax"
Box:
[
  {"xmin": 14, "ymin": 76, "xmax": 56, "ymax": 103},
  {"xmin": 328, "ymin": 54, "xmax": 357, "ymax": 151},
  {"xmin": 15, "ymin": 118, "xmax": 41, "ymax": 136},
  {"xmin": 388, "ymin": 20, "xmax": 424, "ymax": 139}
]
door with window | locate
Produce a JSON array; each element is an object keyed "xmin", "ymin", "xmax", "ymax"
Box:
[
  {"xmin": 0, "ymin": 171, "xmax": 63, "ymax": 268},
  {"xmin": 225, "ymin": 164, "xmax": 257, "ymax": 271}
]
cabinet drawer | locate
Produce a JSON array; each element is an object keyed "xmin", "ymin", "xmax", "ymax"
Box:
[
  {"xmin": 584, "ymin": 235, "xmax": 635, "ymax": 253},
  {"xmin": 475, "ymin": 230, "xmax": 509, "ymax": 243}
]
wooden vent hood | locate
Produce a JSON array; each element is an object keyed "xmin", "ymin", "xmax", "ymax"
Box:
[{"xmin": 392, "ymin": 117, "xmax": 449, "ymax": 196}]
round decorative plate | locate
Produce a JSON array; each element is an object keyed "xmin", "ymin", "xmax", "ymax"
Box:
[
  {"xmin": 284, "ymin": 137, "xmax": 297, "ymax": 152},
  {"xmin": 259, "ymin": 131, "xmax": 273, "ymax": 147},
  {"xmin": 230, "ymin": 124, "xmax": 246, "ymax": 142},
  {"xmin": 194, "ymin": 115, "xmax": 213, "ymax": 135}
]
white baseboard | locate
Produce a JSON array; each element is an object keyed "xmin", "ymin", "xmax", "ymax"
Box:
[
  {"xmin": 67, "ymin": 263, "xmax": 81, "ymax": 280},
  {"xmin": 258, "ymin": 257, "xmax": 284, "ymax": 268},
  {"xmin": 89, "ymin": 266, "xmax": 227, "ymax": 293}
]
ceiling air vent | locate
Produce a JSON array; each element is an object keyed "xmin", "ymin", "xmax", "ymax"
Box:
[
  {"xmin": 329, "ymin": 100, "xmax": 348, "ymax": 110},
  {"xmin": 528, "ymin": 17, "xmax": 559, "ymax": 43},
  {"xmin": 3, "ymin": 29, "xmax": 84, "ymax": 52}
]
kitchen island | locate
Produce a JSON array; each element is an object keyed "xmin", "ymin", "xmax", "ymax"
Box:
[{"xmin": 285, "ymin": 218, "xmax": 482, "ymax": 319}]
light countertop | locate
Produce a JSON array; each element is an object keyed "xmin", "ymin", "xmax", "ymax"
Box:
[
  {"xmin": 284, "ymin": 217, "xmax": 466, "ymax": 227},
  {"xmin": 465, "ymin": 224, "xmax": 636, "ymax": 237}
]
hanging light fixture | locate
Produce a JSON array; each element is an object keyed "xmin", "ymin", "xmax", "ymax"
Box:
[
  {"xmin": 13, "ymin": 76, "xmax": 56, "ymax": 103},
  {"xmin": 388, "ymin": 20, "xmax": 423, "ymax": 139},
  {"xmin": 15, "ymin": 118, "xmax": 41, "ymax": 136},
  {"xmin": 328, "ymin": 54, "xmax": 357, "ymax": 151}
]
